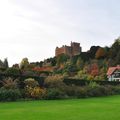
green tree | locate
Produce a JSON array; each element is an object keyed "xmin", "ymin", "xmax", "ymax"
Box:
[
  {"xmin": 0, "ymin": 60, "xmax": 4, "ymax": 68},
  {"xmin": 110, "ymin": 38, "xmax": 120, "ymax": 58},
  {"xmin": 109, "ymin": 38, "xmax": 120, "ymax": 66},
  {"xmin": 5, "ymin": 67, "xmax": 21, "ymax": 75},
  {"xmin": 3, "ymin": 58, "xmax": 9, "ymax": 68},
  {"xmin": 57, "ymin": 54, "xmax": 69, "ymax": 66},
  {"xmin": 115, "ymin": 50, "xmax": 120, "ymax": 65},
  {"xmin": 76, "ymin": 57, "xmax": 84, "ymax": 70}
]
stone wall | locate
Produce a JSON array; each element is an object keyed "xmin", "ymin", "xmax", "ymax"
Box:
[{"xmin": 55, "ymin": 42, "xmax": 81, "ymax": 57}]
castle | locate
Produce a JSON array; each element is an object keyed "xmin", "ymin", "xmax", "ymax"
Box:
[{"xmin": 55, "ymin": 42, "xmax": 82, "ymax": 57}]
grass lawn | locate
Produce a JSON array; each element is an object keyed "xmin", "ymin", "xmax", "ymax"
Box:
[{"xmin": 0, "ymin": 96, "xmax": 120, "ymax": 120}]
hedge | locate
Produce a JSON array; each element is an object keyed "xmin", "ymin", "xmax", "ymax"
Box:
[
  {"xmin": 0, "ymin": 73, "xmax": 45, "ymax": 88},
  {"xmin": 63, "ymin": 78, "xmax": 120, "ymax": 86}
]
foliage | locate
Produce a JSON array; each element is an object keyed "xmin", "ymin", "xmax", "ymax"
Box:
[
  {"xmin": 1, "ymin": 77, "xmax": 18, "ymax": 89},
  {"xmin": 24, "ymin": 78, "xmax": 39, "ymax": 88},
  {"xmin": 0, "ymin": 37, "xmax": 120, "ymax": 101},
  {"xmin": 45, "ymin": 88, "xmax": 67, "ymax": 100},
  {"xmin": 95, "ymin": 47, "xmax": 106, "ymax": 59},
  {"xmin": 63, "ymin": 78, "xmax": 120, "ymax": 86},
  {"xmin": 63, "ymin": 60, "xmax": 77, "ymax": 74},
  {"xmin": 44, "ymin": 75, "xmax": 64, "ymax": 88},
  {"xmin": 0, "ymin": 88, "xmax": 21, "ymax": 101},
  {"xmin": 25, "ymin": 86, "xmax": 46, "ymax": 99},
  {"xmin": 89, "ymin": 46, "xmax": 100, "ymax": 59},
  {"xmin": 5, "ymin": 67, "xmax": 21, "ymax": 75},
  {"xmin": 20, "ymin": 58, "xmax": 29, "ymax": 70},
  {"xmin": 24, "ymin": 78, "xmax": 46, "ymax": 99},
  {"xmin": 76, "ymin": 57, "xmax": 84, "ymax": 70},
  {"xmin": 3, "ymin": 58, "xmax": 9, "ymax": 68},
  {"xmin": 0, "ymin": 60, "xmax": 4, "ymax": 68},
  {"xmin": 56, "ymin": 54, "xmax": 69, "ymax": 66},
  {"xmin": 108, "ymin": 38, "xmax": 120, "ymax": 66},
  {"xmin": 0, "ymin": 58, "xmax": 9, "ymax": 69},
  {"xmin": 22, "ymin": 70, "xmax": 37, "ymax": 76}
]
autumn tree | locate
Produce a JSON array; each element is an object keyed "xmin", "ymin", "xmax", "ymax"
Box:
[
  {"xmin": 95, "ymin": 47, "xmax": 106, "ymax": 59},
  {"xmin": 89, "ymin": 46, "xmax": 100, "ymax": 58},
  {"xmin": 90, "ymin": 63, "xmax": 99, "ymax": 77},
  {"xmin": 20, "ymin": 58, "xmax": 29, "ymax": 70}
]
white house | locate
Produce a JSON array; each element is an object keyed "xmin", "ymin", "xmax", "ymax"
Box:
[{"xmin": 107, "ymin": 65, "xmax": 120, "ymax": 81}]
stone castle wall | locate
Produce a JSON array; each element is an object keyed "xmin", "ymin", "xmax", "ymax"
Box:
[{"xmin": 55, "ymin": 42, "xmax": 81, "ymax": 57}]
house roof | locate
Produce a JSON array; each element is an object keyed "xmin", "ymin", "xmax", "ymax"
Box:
[{"xmin": 107, "ymin": 65, "xmax": 120, "ymax": 76}]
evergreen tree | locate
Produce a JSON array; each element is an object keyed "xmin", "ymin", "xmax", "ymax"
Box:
[
  {"xmin": 3, "ymin": 58, "xmax": 9, "ymax": 68},
  {"xmin": 0, "ymin": 60, "xmax": 4, "ymax": 68}
]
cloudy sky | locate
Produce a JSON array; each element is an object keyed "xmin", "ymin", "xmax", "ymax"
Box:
[{"xmin": 0, "ymin": 0, "xmax": 120, "ymax": 66}]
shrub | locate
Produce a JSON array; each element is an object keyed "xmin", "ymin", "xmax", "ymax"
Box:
[
  {"xmin": 1, "ymin": 77, "xmax": 18, "ymax": 89},
  {"xmin": 44, "ymin": 75, "xmax": 66, "ymax": 89},
  {"xmin": 5, "ymin": 68, "xmax": 21, "ymax": 75},
  {"xmin": 64, "ymin": 85, "xmax": 77, "ymax": 97},
  {"xmin": 45, "ymin": 75, "xmax": 64, "ymax": 84},
  {"xmin": 75, "ymin": 87, "xmax": 88, "ymax": 98},
  {"xmin": 103, "ymin": 85, "xmax": 115, "ymax": 95},
  {"xmin": 87, "ymin": 86, "xmax": 105, "ymax": 97},
  {"xmin": 87, "ymin": 85, "xmax": 114, "ymax": 97},
  {"xmin": 45, "ymin": 88, "xmax": 67, "ymax": 100},
  {"xmin": 31, "ymin": 87, "xmax": 46, "ymax": 99},
  {"xmin": 0, "ymin": 88, "xmax": 21, "ymax": 101},
  {"xmin": 24, "ymin": 78, "xmax": 39, "ymax": 88},
  {"xmin": 24, "ymin": 78, "xmax": 46, "ymax": 99},
  {"xmin": 64, "ymin": 82, "xmax": 116, "ymax": 98},
  {"xmin": 25, "ymin": 86, "xmax": 46, "ymax": 99},
  {"xmin": 112, "ymin": 85, "xmax": 120, "ymax": 94}
]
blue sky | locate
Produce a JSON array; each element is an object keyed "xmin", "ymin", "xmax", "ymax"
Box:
[{"xmin": 0, "ymin": 0, "xmax": 120, "ymax": 66}]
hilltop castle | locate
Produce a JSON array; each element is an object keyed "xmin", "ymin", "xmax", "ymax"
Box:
[{"xmin": 55, "ymin": 42, "xmax": 82, "ymax": 57}]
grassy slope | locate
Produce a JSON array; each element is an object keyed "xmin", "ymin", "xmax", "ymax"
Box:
[{"xmin": 0, "ymin": 96, "xmax": 120, "ymax": 120}]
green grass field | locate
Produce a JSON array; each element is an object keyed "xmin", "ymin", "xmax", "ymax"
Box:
[{"xmin": 0, "ymin": 96, "xmax": 120, "ymax": 120}]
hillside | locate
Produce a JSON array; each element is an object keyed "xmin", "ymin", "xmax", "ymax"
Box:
[{"xmin": 31, "ymin": 37, "xmax": 120, "ymax": 80}]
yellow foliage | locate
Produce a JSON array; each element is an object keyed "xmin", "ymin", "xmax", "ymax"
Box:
[
  {"xmin": 95, "ymin": 47, "xmax": 106, "ymax": 59},
  {"xmin": 25, "ymin": 86, "xmax": 46, "ymax": 99}
]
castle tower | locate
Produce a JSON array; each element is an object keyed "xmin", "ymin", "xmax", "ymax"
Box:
[
  {"xmin": 55, "ymin": 42, "xmax": 81, "ymax": 57},
  {"xmin": 71, "ymin": 42, "xmax": 81, "ymax": 56}
]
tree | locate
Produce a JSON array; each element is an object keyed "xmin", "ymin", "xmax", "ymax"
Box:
[
  {"xmin": 110, "ymin": 38, "xmax": 120, "ymax": 58},
  {"xmin": 63, "ymin": 60, "xmax": 77, "ymax": 74},
  {"xmin": 89, "ymin": 46, "xmax": 100, "ymax": 58},
  {"xmin": 57, "ymin": 54, "xmax": 69, "ymax": 66},
  {"xmin": 0, "ymin": 60, "xmax": 4, "ymax": 68},
  {"xmin": 50, "ymin": 57, "xmax": 57, "ymax": 66},
  {"xmin": 3, "ymin": 58, "xmax": 9, "ymax": 68},
  {"xmin": 5, "ymin": 67, "xmax": 21, "ymax": 75},
  {"xmin": 90, "ymin": 63, "xmax": 99, "ymax": 77},
  {"xmin": 108, "ymin": 38, "xmax": 120, "ymax": 66},
  {"xmin": 1, "ymin": 77, "xmax": 18, "ymax": 89},
  {"xmin": 19, "ymin": 58, "xmax": 29, "ymax": 70},
  {"xmin": 115, "ymin": 50, "xmax": 120, "ymax": 65},
  {"xmin": 95, "ymin": 47, "xmax": 106, "ymax": 59},
  {"xmin": 76, "ymin": 57, "xmax": 84, "ymax": 70}
]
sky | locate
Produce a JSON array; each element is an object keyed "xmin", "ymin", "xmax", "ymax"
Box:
[{"xmin": 0, "ymin": 0, "xmax": 120, "ymax": 66}]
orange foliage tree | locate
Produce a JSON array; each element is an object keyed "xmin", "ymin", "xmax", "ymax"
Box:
[{"xmin": 95, "ymin": 47, "xmax": 106, "ymax": 59}]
